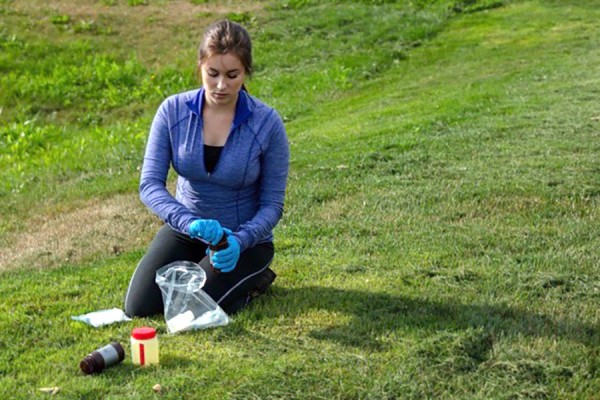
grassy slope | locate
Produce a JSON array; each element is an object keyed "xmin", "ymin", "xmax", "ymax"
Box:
[
  {"xmin": 1, "ymin": 0, "xmax": 600, "ymax": 399},
  {"xmin": 277, "ymin": 2, "xmax": 600, "ymax": 397}
]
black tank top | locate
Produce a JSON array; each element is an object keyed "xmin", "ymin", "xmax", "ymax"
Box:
[{"xmin": 204, "ymin": 145, "xmax": 223, "ymax": 174}]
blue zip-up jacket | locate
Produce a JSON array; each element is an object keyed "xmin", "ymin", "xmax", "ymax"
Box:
[{"xmin": 140, "ymin": 88, "xmax": 289, "ymax": 252}]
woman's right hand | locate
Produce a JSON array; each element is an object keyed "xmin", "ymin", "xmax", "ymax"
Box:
[{"xmin": 188, "ymin": 219, "xmax": 224, "ymax": 245}]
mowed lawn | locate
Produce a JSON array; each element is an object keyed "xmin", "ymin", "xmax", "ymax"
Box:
[{"xmin": 1, "ymin": 0, "xmax": 599, "ymax": 399}]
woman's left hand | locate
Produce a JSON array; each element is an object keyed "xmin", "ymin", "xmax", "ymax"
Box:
[
  {"xmin": 211, "ymin": 228, "xmax": 241, "ymax": 273},
  {"xmin": 189, "ymin": 219, "xmax": 224, "ymax": 245}
]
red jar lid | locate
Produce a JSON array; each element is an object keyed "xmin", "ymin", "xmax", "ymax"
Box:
[{"xmin": 131, "ymin": 327, "xmax": 156, "ymax": 340}]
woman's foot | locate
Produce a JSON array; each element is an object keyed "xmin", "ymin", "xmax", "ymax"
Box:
[{"xmin": 249, "ymin": 267, "xmax": 277, "ymax": 299}]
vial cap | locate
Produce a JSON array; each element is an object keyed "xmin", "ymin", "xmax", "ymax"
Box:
[
  {"xmin": 80, "ymin": 357, "xmax": 96, "ymax": 374},
  {"xmin": 131, "ymin": 327, "xmax": 157, "ymax": 340}
]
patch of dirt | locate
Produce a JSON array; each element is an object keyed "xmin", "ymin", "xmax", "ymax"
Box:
[{"xmin": 0, "ymin": 193, "xmax": 161, "ymax": 271}]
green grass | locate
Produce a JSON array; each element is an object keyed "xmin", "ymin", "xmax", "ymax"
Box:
[{"xmin": 1, "ymin": 0, "xmax": 600, "ymax": 398}]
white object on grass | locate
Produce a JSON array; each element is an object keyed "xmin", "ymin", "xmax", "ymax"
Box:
[{"xmin": 71, "ymin": 308, "xmax": 131, "ymax": 327}]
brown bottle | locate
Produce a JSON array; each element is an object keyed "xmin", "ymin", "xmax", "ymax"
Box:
[
  {"xmin": 80, "ymin": 342, "xmax": 125, "ymax": 375},
  {"xmin": 208, "ymin": 233, "xmax": 229, "ymax": 273}
]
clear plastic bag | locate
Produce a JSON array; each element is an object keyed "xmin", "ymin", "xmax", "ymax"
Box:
[{"xmin": 155, "ymin": 261, "xmax": 229, "ymax": 334}]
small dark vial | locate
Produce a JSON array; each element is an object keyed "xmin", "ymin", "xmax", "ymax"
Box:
[
  {"xmin": 80, "ymin": 342, "xmax": 125, "ymax": 374},
  {"xmin": 208, "ymin": 233, "xmax": 229, "ymax": 274}
]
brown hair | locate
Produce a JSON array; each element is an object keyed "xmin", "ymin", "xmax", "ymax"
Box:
[{"xmin": 198, "ymin": 19, "xmax": 253, "ymax": 78}]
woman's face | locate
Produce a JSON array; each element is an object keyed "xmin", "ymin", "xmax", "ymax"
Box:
[{"xmin": 200, "ymin": 53, "xmax": 246, "ymax": 108}]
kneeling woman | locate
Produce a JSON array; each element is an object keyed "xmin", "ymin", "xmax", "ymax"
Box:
[{"xmin": 124, "ymin": 19, "xmax": 289, "ymax": 317}]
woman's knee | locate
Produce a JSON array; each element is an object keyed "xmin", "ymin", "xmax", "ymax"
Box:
[{"xmin": 124, "ymin": 293, "xmax": 162, "ymax": 318}]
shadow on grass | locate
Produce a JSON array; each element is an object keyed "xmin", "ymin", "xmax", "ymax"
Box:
[{"xmin": 256, "ymin": 286, "xmax": 599, "ymax": 351}]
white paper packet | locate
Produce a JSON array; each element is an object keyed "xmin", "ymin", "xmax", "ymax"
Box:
[{"xmin": 71, "ymin": 308, "xmax": 131, "ymax": 327}]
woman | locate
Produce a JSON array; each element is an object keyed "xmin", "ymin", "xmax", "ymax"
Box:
[{"xmin": 124, "ymin": 19, "xmax": 289, "ymax": 317}]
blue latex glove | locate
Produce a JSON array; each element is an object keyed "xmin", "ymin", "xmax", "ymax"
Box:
[
  {"xmin": 211, "ymin": 228, "xmax": 241, "ymax": 273},
  {"xmin": 188, "ymin": 219, "xmax": 224, "ymax": 246}
]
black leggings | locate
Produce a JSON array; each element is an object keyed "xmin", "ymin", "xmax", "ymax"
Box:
[{"xmin": 124, "ymin": 224, "xmax": 274, "ymax": 317}]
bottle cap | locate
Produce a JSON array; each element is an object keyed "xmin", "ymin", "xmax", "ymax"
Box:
[
  {"xmin": 131, "ymin": 327, "xmax": 156, "ymax": 340},
  {"xmin": 79, "ymin": 356, "xmax": 97, "ymax": 374}
]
